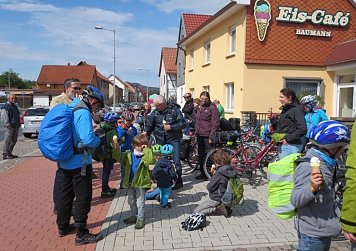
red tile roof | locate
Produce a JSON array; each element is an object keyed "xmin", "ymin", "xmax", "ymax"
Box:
[
  {"xmin": 183, "ymin": 13, "xmax": 212, "ymax": 36},
  {"xmin": 37, "ymin": 64, "xmax": 96, "ymax": 84},
  {"xmin": 325, "ymin": 39, "xmax": 356, "ymax": 65},
  {"xmin": 162, "ymin": 48, "xmax": 177, "ymax": 74}
]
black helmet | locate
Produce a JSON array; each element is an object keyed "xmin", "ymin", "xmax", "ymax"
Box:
[{"xmin": 82, "ymin": 85, "xmax": 105, "ymax": 108}]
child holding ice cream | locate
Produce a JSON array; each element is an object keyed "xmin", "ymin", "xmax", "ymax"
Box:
[{"xmin": 290, "ymin": 120, "xmax": 350, "ymax": 251}]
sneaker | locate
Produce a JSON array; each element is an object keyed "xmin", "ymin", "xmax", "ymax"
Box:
[
  {"xmin": 123, "ymin": 216, "xmax": 137, "ymax": 224},
  {"xmin": 162, "ymin": 202, "xmax": 172, "ymax": 209},
  {"xmin": 3, "ymin": 155, "xmax": 14, "ymax": 160},
  {"xmin": 195, "ymin": 174, "xmax": 208, "ymax": 181},
  {"xmin": 134, "ymin": 218, "xmax": 145, "ymax": 229},
  {"xmin": 9, "ymin": 154, "xmax": 18, "ymax": 158},
  {"xmin": 101, "ymin": 190, "xmax": 116, "ymax": 198},
  {"xmin": 155, "ymin": 195, "xmax": 161, "ymax": 202},
  {"xmin": 58, "ymin": 224, "xmax": 75, "ymax": 237},
  {"xmin": 216, "ymin": 203, "xmax": 232, "ymax": 218},
  {"xmin": 75, "ymin": 230, "xmax": 103, "ymax": 246}
]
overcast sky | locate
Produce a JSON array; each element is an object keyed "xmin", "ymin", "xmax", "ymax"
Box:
[{"xmin": 0, "ymin": 0, "xmax": 231, "ymax": 87}]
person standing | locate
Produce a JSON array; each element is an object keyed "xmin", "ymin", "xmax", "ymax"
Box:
[
  {"xmin": 50, "ymin": 78, "xmax": 81, "ymax": 215},
  {"xmin": 182, "ymin": 92, "xmax": 194, "ymax": 135},
  {"xmin": 145, "ymin": 95, "xmax": 186, "ymax": 190},
  {"xmin": 193, "ymin": 91, "xmax": 220, "ymax": 180},
  {"xmin": 213, "ymin": 99, "xmax": 225, "ymax": 119},
  {"xmin": 271, "ymin": 88, "xmax": 307, "ymax": 159},
  {"xmin": 341, "ymin": 121, "xmax": 356, "ymax": 251},
  {"xmin": 56, "ymin": 85, "xmax": 104, "ymax": 245},
  {"xmin": 1, "ymin": 93, "xmax": 21, "ymax": 159}
]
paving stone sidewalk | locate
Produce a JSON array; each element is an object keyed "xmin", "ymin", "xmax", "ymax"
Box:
[{"xmin": 96, "ymin": 167, "xmax": 352, "ymax": 251}]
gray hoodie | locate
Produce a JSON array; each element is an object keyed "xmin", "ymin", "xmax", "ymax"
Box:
[{"xmin": 290, "ymin": 150, "xmax": 341, "ymax": 238}]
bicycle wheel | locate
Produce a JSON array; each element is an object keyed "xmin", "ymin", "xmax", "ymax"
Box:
[
  {"xmin": 186, "ymin": 144, "xmax": 199, "ymax": 172},
  {"xmin": 203, "ymin": 147, "xmax": 235, "ymax": 179}
]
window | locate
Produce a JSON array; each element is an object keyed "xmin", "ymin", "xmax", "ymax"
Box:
[
  {"xmin": 190, "ymin": 49, "xmax": 194, "ymax": 70},
  {"xmin": 204, "ymin": 41, "xmax": 211, "ymax": 64},
  {"xmin": 202, "ymin": 85, "xmax": 210, "ymax": 93},
  {"xmin": 190, "ymin": 88, "xmax": 195, "ymax": 98},
  {"xmin": 339, "ymin": 74, "xmax": 355, "ymax": 84},
  {"xmin": 225, "ymin": 83, "xmax": 234, "ymax": 110},
  {"xmin": 229, "ymin": 26, "xmax": 236, "ymax": 55},
  {"xmin": 285, "ymin": 78, "xmax": 321, "ymax": 97}
]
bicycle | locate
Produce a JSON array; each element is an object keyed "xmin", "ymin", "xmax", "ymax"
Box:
[
  {"xmin": 181, "ymin": 130, "xmax": 199, "ymax": 175},
  {"xmin": 203, "ymin": 140, "xmax": 277, "ymax": 184}
]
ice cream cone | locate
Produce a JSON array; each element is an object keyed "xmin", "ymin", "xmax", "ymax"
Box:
[
  {"xmin": 310, "ymin": 157, "xmax": 321, "ymax": 170},
  {"xmin": 257, "ymin": 20, "xmax": 268, "ymax": 41}
]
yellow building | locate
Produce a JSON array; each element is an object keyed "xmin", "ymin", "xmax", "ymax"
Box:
[{"xmin": 178, "ymin": 0, "xmax": 356, "ymax": 120}]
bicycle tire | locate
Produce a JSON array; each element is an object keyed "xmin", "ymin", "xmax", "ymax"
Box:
[
  {"xmin": 203, "ymin": 147, "xmax": 235, "ymax": 179},
  {"xmin": 186, "ymin": 144, "xmax": 199, "ymax": 171}
]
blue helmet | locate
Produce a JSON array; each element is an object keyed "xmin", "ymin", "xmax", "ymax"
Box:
[
  {"xmin": 161, "ymin": 144, "xmax": 173, "ymax": 155},
  {"xmin": 310, "ymin": 120, "xmax": 350, "ymax": 149},
  {"xmin": 104, "ymin": 112, "xmax": 119, "ymax": 122},
  {"xmin": 82, "ymin": 85, "xmax": 105, "ymax": 108}
]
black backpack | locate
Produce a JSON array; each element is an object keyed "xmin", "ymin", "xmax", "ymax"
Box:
[{"xmin": 92, "ymin": 127, "xmax": 109, "ymax": 161}]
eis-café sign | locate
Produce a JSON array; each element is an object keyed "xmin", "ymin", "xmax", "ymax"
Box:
[{"xmin": 276, "ymin": 6, "xmax": 351, "ymax": 38}]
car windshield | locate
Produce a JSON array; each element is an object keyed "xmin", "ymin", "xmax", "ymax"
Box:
[{"xmin": 27, "ymin": 109, "xmax": 49, "ymax": 116}]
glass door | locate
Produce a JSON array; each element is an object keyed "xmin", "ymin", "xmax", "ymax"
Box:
[{"xmin": 337, "ymin": 85, "xmax": 356, "ymax": 117}]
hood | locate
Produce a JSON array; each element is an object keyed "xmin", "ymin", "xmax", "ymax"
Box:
[
  {"xmin": 217, "ymin": 165, "xmax": 238, "ymax": 179},
  {"xmin": 156, "ymin": 158, "xmax": 172, "ymax": 169},
  {"xmin": 167, "ymin": 102, "xmax": 181, "ymax": 110}
]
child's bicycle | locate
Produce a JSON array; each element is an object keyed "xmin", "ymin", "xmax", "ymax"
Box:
[{"xmin": 203, "ymin": 140, "xmax": 278, "ymax": 185}]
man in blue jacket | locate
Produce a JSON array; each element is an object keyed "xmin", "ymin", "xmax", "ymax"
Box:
[
  {"xmin": 145, "ymin": 95, "xmax": 186, "ymax": 190},
  {"xmin": 56, "ymin": 86, "xmax": 104, "ymax": 246}
]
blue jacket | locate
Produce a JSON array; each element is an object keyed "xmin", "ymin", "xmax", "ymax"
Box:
[
  {"xmin": 305, "ymin": 109, "xmax": 328, "ymax": 138},
  {"xmin": 152, "ymin": 157, "xmax": 177, "ymax": 188},
  {"xmin": 59, "ymin": 100, "xmax": 100, "ymax": 169},
  {"xmin": 117, "ymin": 124, "xmax": 138, "ymax": 152}
]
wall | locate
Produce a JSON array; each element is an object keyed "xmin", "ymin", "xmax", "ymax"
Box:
[{"xmin": 33, "ymin": 96, "xmax": 49, "ymax": 106}]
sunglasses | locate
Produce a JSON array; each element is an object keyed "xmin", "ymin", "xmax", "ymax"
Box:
[{"xmin": 72, "ymin": 87, "xmax": 81, "ymax": 90}]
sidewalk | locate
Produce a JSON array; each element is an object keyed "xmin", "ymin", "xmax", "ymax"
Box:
[{"xmin": 0, "ymin": 156, "xmax": 351, "ymax": 251}]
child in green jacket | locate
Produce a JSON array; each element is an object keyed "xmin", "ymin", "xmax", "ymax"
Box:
[{"xmin": 112, "ymin": 134, "xmax": 156, "ymax": 229}]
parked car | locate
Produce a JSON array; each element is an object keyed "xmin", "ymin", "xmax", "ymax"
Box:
[
  {"xmin": 22, "ymin": 106, "xmax": 50, "ymax": 138},
  {"xmin": 130, "ymin": 102, "xmax": 143, "ymax": 111},
  {"xmin": 110, "ymin": 103, "xmax": 127, "ymax": 113}
]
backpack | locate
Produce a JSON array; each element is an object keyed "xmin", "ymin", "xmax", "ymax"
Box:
[
  {"xmin": 38, "ymin": 104, "xmax": 85, "ymax": 162},
  {"xmin": 91, "ymin": 127, "xmax": 108, "ymax": 162},
  {"xmin": 267, "ymin": 153, "xmax": 310, "ymax": 220},
  {"xmin": 181, "ymin": 213, "xmax": 206, "ymax": 231},
  {"xmin": 221, "ymin": 177, "xmax": 244, "ymax": 208}
]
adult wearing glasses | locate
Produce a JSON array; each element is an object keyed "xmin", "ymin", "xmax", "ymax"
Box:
[
  {"xmin": 50, "ymin": 78, "xmax": 81, "ymax": 109},
  {"xmin": 1, "ymin": 93, "xmax": 21, "ymax": 160},
  {"xmin": 144, "ymin": 95, "xmax": 186, "ymax": 190},
  {"xmin": 50, "ymin": 78, "xmax": 81, "ymax": 215},
  {"xmin": 193, "ymin": 91, "xmax": 220, "ymax": 181}
]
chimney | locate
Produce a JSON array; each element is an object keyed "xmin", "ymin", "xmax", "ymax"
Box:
[{"xmin": 67, "ymin": 63, "xmax": 70, "ymax": 66}]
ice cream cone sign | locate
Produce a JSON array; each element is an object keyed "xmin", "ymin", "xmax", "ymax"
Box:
[{"xmin": 254, "ymin": 0, "xmax": 271, "ymax": 42}]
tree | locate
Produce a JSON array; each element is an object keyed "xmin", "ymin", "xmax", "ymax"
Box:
[{"xmin": 0, "ymin": 69, "xmax": 35, "ymax": 89}]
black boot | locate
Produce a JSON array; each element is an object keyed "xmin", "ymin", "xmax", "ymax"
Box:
[{"xmin": 172, "ymin": 177, "xmax": 183, "ymax": 190}]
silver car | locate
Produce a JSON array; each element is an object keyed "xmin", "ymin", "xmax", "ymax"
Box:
[{"xmin": 22, "ymin": 106, "xmax": 50, "ymax": 138}]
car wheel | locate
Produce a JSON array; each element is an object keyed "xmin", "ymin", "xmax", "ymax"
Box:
[{"xmin": 23, "ymin": 133, "xmax": 32, "ymax": 138}]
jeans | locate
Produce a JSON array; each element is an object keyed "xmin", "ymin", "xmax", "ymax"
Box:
[
  {"xmin": 53, "ymin": 165, "xmax": 63, "ymax": 211},
  {"xmin": 278, "ymin": 143, "xmax": 303, "ymax": 159},
  {"xmin": 145, "ymin": 187, "xmax": 160, "ymax": 200},
  {"xmin": 127, "ymin": 187, "xmax": 145, "ymax": 219},
  {"xmin": 193, "ymin": 198, "xmax": 221, "ymax": 215},
  {"xmin": 56, "ymin": 165, "xmax": 93, "ymax": 232},
  {"xmin": 102, "ymin": 159, "xmax": 115, "ymax": 192},
  {"xmin": 297, "ymin": 232, "xmax": 331, "ymax": 251},
  {"xmin": 2, "ymin": 126, "xmax": 19, "ymax": 156},
  {"xmin": 160, "ymin": 187, "xmax": 171, "ymax": 207}
]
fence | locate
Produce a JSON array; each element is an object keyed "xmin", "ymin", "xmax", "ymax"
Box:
[{"xmin": 0, "ymin": 95, "xmax": 33, "ymax": 109}]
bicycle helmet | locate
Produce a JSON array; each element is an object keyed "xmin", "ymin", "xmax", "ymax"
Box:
[
  {"xmin": 152, "ymin": 144, "xmax": 162, "ymax": 154},
  {"xmin": 161, "ymin": 144, "xmax": 173, "ymax": 155},
  {"xmin": 301, "ymin": 95, "xmax": 318, "ymax": 111},
  {"xmin": 181, "ymin": 213, "xmax": 206, "ymax": 231},
  {"xmin": 104, "ymin": 112, "xmax": 119, "ymax": 122},
  {"xmin": 82, "ymin": 85, "xmax": 105, "ymax": 108},
  {"xmin": 309, "ymin": 120, "xmax": 350, "ymax": 149},
  {"xmin": 122, "ymin": 111, "xmax": 134, "ymax": 121}
]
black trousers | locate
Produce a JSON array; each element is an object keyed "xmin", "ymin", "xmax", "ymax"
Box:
[
  {"xmin": 197, "ymin": 136, "xmax": 213, "ymax": 175},
  {"xmin": 56, "ymin": 165, "xmax": 92, "ymax": 232}
]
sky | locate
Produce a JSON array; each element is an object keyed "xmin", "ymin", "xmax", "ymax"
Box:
[{"xmin": 0, "ymin": 0, "xmax": 232, "ymax": 87}]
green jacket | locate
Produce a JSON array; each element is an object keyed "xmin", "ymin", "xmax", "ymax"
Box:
[
  {"xmin": 340, "ymin": 123, "xmax": 356, "ymax": 233},
  {"xmin": 102, "ymin": 123, "xmax": 118, "ymax": 159},
  {"xmin": 217, "ymin": 104, "xmax": 225, "ymax": 119},
  {"xmin": 112, "ymin": 147, "xmax": 156, "ymax": 189}
]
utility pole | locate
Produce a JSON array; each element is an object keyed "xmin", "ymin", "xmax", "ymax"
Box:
[{"xmin": 8, "ymin": 71, "xmax": 10, "ymax": 91}]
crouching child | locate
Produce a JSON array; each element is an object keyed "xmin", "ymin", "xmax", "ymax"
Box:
[
  {"xmin": 112, "ymin": 134, "xmax": 156, "ymax": 229},
  {"xmin": 193, "ymin": 150, "xmax": 237, "ymax": 217}
]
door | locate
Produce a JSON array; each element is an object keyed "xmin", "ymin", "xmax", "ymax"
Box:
[{"xmin": 337, "ymin": 85, "xmax": 356, "ymax": 118}]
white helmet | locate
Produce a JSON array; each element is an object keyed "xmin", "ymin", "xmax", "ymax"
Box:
[
  {"xmin": 181, "ymin": 213, "xmax": 206, "ymax": 231},
  {"xmin": 300, "ymin": 95, "xmax": 317, "ymax": 105}
]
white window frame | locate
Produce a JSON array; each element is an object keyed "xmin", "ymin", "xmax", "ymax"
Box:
[
  {"xmin": 190, "ymin": 49, "xmax": 194, "ymax": 70},
  {"xmin": 284, "ymin": 78, "xmax": 322, "ymax": 97},
  {"xmin": 202, "ymin": 85, "xmax": 210, "ymax": 93},
  {"xmin": 225, "ymin": 82, "xmax": 234, "ymax": 111},
  {"xmin": 204, "ymin": 41, "xmax": 211, "ymax": 64},
  {"xmin": 190, "ymin": 88, "xmax": 195, "ymax": 98},
  {"xmin": 229, "ymin": 26, "xmax": 236, "ymax": 55}
]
